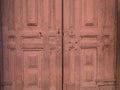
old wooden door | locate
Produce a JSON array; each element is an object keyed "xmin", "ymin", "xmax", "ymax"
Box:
[
  {"xmin": 1, "ymin": 0, "xmax": 116, "ymax": 90},
  {"xmin": 63, "ymin": 0, "xmax": 116, "ymax": 90},
  {"xmin": 1, "ymin": 0, "xmax": 62, "ymax": 90}
]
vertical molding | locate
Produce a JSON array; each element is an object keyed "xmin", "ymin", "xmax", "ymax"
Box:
[
  {"xmin": 49, "ymin": 0, "xmax": 56, "ymax": 30},
  {"xmin": 69, "ymin": 0, "xmax": 75, "ymax": 28},
  {"xmin": 50, "ymin": 50, "xmax": 57, "ymax": 90},
  {"xmin": 69, "ymin": 50, "xmax": 75, "ymax": 83}
]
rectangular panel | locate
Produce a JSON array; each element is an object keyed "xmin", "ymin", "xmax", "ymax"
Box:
[
  {"xmin": 24, "ymin": 50, "xmax": 42, "ymax": 89},
  {"xmin": 22, "ymin": 38, "xmax": 43, "ymax": 49},
  {"xmin": 22, "ymin": 38, "xmax": 43, "ymax": 44},
  {"xmin": 81, "ymin": 48, "xmax": 97, "ymax": 86},
  {"xmin": 82, "ymin": 0, "xmax": 97, "ymax": 27},
  {"xmin": 81, "ymin": 36, "xmax": 97, "ymax": 42},
  {"xmin": 27, "ymin": 0, "xmax": 38, "ymax": 26}
]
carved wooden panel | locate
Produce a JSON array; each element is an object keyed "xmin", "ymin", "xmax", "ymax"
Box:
[
  {"xmin": 24, "ymin": 51, "xmax": 42, "ymax": 89},
  {"xmin": 81, "ymin": 48, "xmax": 97, "ymax": 86},
  {"xmin": 63, "ymin": 0, "xmax": 116, "ymax": 90}
]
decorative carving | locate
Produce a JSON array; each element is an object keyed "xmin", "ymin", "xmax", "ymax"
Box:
[{"xmin": 68, "ymin": 36, "xmax": 78, "ymax": 51}]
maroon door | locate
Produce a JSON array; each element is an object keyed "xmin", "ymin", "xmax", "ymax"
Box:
[{"xmin": 1, "ymin": 0, "xmax": 116, "ymax": 90}]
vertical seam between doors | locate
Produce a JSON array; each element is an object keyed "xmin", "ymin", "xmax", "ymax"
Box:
[{"xmin": 62, "ymin": 0, "xmax": 64, "ymax": 90}]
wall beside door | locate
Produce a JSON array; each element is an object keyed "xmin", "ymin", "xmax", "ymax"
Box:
[{"xmin": 0, "ymin": 0, "xmax": 3, "ymax": 89}]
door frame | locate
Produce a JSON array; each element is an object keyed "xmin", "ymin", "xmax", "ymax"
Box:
[
  {"xmin": 117, "ymin": 0, "xmax": 120, "ymax": 90},
  {"xmin": 0, "ymin": 0, "xmax": 119, "ymax": 90},
  {"xmin": 0, "ymin": 0, "xmax": 3, "ymax": 90}
]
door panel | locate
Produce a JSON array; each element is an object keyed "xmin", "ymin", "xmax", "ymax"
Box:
[
  {"xmin": 2, "ymin": 0, "xmax": 62, "ymax": 90},
  {"xmin": 63, "ymin": 0, "xmax": 116, "ymax": 90}
]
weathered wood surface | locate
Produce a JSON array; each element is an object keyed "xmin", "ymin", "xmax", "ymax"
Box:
[{"xmin": 0, "ymin": 0, "xmax": 116, "ymax": 90}]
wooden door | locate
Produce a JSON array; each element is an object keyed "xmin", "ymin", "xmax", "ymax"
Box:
[
  {"xmin": 1, "ymin": 0, "xmax": 62, "ymax": 90},
  {"xmin": 63, "ymin": 0, "xmax": 116, "ymax": 90},
  {"xmin": 1, "ymin": 0, "xmax": 116, "ymax": 90}
]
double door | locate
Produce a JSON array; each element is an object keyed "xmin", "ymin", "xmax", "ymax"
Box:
[{"xmin": 1, "ymin": 0, "xmax": 116, "ymax": 90}]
